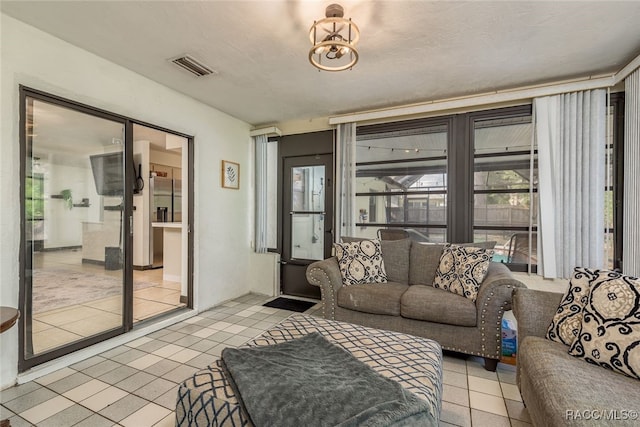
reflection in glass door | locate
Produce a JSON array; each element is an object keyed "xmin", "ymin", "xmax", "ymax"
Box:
[
  {"xmin": 291, "ymin": 165, "xmax": 326, "ymax": 261},
  {"xmin": 21, "ymin": 91, "xmax": 128, "ymax": 368},
  {"xmin": 281, "ymin": 155, "xmax": 333, "ymax": 299}
]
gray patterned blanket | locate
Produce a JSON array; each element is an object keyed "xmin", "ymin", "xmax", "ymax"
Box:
[{"xmin": 220, "ymin": 332, "xmax": 433, "ymax": 427}]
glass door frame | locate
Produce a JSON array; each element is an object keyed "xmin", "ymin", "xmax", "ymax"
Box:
[
  {"xmin": 18, "ymin": 86, "xmax": 194, "ymax": 371},
  {"xmin": 281, "ymin": 154, "xmax": 334, "ymax": 299}
]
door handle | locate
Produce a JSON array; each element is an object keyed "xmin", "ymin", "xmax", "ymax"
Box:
[{"xmin": 290, "ymin": 211, "xmax": 326, "ymax": 215}]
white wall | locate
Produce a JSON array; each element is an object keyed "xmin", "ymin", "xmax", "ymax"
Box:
[
  {"xmin": 150, "ymin": 149, "xmax": 181, "ymax": 168},
  {"xmin": 0, "ymin": 14, "xmax": 266, "ymax": 388},
  {"xmin": 44, "ymin": 162, "xmax": 91, "ymax": 248}
]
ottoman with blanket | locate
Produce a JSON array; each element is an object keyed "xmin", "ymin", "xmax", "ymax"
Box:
[{"xmin": 175, "ymin": 313, "xmax": 443, "ymax": 426}]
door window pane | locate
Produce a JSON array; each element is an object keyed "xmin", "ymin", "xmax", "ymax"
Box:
[
  {"xmin": 291, "ymin": 213, "xmax": 325, "ymax": 260},
  {"xmin": 25, "ymin": 97, "xmax": 125, "ymax": 357},
  {"xmin": 292, "ymin": 166, "xmax": 325, "ymax": 212}
]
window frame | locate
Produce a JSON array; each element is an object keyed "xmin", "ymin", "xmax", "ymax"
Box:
[
  {"xmin": 610, "ymin": 92, "xmax": 624, "ymax": 270},
  {"xmin": 468, "ymin": 106, "xmax": 536, "ymax": 272},
  {"xmin": 355, "ymin": 105, "xmax": 537, "ymax": 271},
  {"xmin": 352, "ymin": 100, "xmax": 624, "ymax": 274},
  {"xmin": 354, "ymin": 115, "xmax": 452, "ymax": 240}
]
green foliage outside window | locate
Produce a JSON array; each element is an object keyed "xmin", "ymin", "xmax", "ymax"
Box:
[{"xmin": 26, "ymin": 174, "xmax": 44, "ymax": 220}]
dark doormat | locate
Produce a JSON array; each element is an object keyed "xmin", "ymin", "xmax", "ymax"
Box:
[{"xmin": 263, "ymin": 297, "xmax": 317, "ymax": 313}]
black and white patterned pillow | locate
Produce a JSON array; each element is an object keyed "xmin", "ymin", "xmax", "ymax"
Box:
[
  {"xmin": 546, "ymin": 267, "xmax": 600, "ymax": 346},
  {"xmin": 432, "ymin": 244, "xmax": 494, "ymax": 301},
  {"xmin": 568, "ymin": 271, "xmax": 640, "ymax": 380},
  {"xmin": 334, "ymin": 239, "xmax": 388, "ymax": 286}
]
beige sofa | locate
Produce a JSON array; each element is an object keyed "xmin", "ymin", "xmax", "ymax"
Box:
[
  {"xmin": 306, "ymin": 239, "xmax": 526, "ymax": 371},
  {"xmin": 514, "ymin": 288, "xmax": 640, "ymax": 426}
]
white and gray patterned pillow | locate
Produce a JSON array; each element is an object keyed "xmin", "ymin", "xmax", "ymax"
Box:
[
  {"xmin": 432, "ymin": 244, "xmax": 494, "ymax": 301},
  {"xmin": 546, "ymin": 267, "xmax": 600, "ymax": 346},
  {"xmin": 334, "ymin": 239, "xmax": 388, "ymax": 286},
  {"xmin": 568, "ymin": 271, "xmax": 640, "ymax": 380}
]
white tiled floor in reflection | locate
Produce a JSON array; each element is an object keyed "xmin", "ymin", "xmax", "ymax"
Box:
[
  {"xmin": 1, "ymin": 294, "xmax": 531, "ymax": 426},
  {"xmin": 30, "ymin": 250, "xmax": 186, "ymax": 354}
]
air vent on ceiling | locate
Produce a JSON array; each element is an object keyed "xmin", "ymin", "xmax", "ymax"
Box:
[{"xmin": 170, "ymin": 55, "xmax": 217, "ymax": 77}]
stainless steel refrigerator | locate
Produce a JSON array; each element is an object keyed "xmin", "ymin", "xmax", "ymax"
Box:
[{"xmin": 150, "ymin": 175, "xmax": 181, "ymax": 267}]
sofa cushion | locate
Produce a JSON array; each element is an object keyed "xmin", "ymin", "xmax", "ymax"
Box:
[
  {"xmin": 568, "ymin": 271, "xmax": 640, "ymax": 380},
  {"xmin": 433, "ymin": 244, "xmax": 494, "ymax": 301},
  {"xmin": 400, "ymin": 285, "xmax": 477, "ymax": 326},
  {"xmin": 337, "ymin": 282, "xmax": 409, "ymax": 316},
  {"xmin": 334, "ymin": 239, "xmax": 388, "ymax": 286},
  {"xmin": 341, "ymin": 236, "xmax": 366, "ymax": 243},
  {"xmin": 380, "ymin": 239, "xmax": 411, "ymax": 285},
  {"xmin": 519, "ymin": 336, "xmax": 640, "ymax": 426},
  {"xmin": 408, "ymin": 242, "xmax": 496, "ymax": 287},
  {"xmin": 546, "ymin": 267, "xmax": 600, "ymax": 346},
  {"xmin": 409, "ymin": 244, "xmax": 445, "ymax": 286}
]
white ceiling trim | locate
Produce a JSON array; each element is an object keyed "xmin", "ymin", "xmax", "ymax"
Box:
[
  {"xmin": 249, "ymin": 127, "xmax": 282, "ymax": 137},
  {"xmin": 614, "ymin": 52, "xmax": 640, "ymax": 84},
  {"xmin": 329, "ymin": 74, "xmax": 616, "ymax": 125}
]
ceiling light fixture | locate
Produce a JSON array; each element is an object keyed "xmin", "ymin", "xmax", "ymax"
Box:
[{"xmin": 309, "ymin": 4, "xmax": 359, "ymax": 72}]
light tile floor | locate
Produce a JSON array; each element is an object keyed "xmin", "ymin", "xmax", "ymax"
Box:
[
  {"xmin": 30, "ymin": 250, "xmax": 186, "ymax": 354},
  {"xmin": 1, "ymin": 294, "xmax": 532, "ymax": 426}
]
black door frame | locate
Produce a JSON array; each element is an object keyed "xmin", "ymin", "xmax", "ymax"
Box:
[
  {"xmin": 277, "ymin": 130, "xmax": 334, "ymax": 298},
  {"xmin": 18, "ymin": 86, "xmax": 194, "ymax": 371}
]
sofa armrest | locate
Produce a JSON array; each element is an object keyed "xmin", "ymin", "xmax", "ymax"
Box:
[
  {"xmin": 513, "ymin": 288, "xmax": 563, "ymax": 343},
  {"xmin": 474, "ymin": 262, "xmax": 527, "ymax": 359},
  {"xmin": 306, "ymin": 257, "xmax": 343, "ymax": 320}
]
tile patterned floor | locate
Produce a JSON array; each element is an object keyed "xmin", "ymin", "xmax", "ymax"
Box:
[
  {"xmin": 31, "ymin": 249, "xmax": 186, "ymax": 354},
  {"xmin": 1, "ymin": 294, "xmax": 532, "ymax": 426}
]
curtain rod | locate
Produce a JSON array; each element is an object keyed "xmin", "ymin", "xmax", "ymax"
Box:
[{"xmin": 329, "ymin": 75, "xmax": 615, "ymax": 125}]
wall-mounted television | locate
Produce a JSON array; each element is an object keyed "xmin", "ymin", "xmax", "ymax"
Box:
[
  {"xmin": 90, "ymin": 152, "xmax": 125, "ymax": 196},
  {"xmin": 90, "ymin": 152, "xmax": 140, "ymax": 196}
]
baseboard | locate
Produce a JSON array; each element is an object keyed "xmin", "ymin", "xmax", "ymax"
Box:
[
  {"xmin": 41, "ymin": 245, "xmax": 82, "ymax": 252},
  {"xmin": 82, "ymin": 258, "xmax": 104, "ymax": 266}
]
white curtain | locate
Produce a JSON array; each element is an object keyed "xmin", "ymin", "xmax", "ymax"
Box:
[
  {"xmin": 254, "ymin": 134, "xmax": 277, "ymax": 252},
  {"xmin": 335, "ymin": 122, "xmax": 356, "ymax": 242},
  {"xmin": 623, "ymin": 67, "xmax": 640, "ymax": 277},
  {"xmin": 535, "ymin": 89, "xmax": 606, "ymax": 279}
]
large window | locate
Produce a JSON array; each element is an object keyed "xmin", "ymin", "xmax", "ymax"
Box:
[
  {"xmin": 353, "ymin": 106, "xmax": 537, "ymax": 271},
  {"xmin": 471, "ymin": 111, "xmax": 536, "ymax": 271},
  {"xmin": 351, "ymin": 100, "xmax": 624, "ymax": 273},
  {"xmin": 354, "ymin": 118, "xmax": 450, "ymax": 242}
]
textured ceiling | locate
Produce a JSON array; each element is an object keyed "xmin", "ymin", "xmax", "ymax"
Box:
[{"xmin": 3, "ymin": 1, "xmax": 640, "ymax": 126}]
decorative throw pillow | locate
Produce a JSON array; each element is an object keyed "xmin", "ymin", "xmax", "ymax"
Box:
[
  {"xmin": 432, "ymin": 244, "xmax": 494, "ymax": 301},
  {"xmin": 334, "ymin": 239, "xmax": 388, "ymax": 286},
  {"xmin": 546, "ymin": 267, "xmax": 600, "ymax": 346},
  {"xmin": 568, "ymin": 271, "xmax": 640, "ymax": 380}
]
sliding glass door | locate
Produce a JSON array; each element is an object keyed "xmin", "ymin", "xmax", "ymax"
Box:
[{"xmin": 20, "ymin": 88, "xmax": 131, "ymax": 369}]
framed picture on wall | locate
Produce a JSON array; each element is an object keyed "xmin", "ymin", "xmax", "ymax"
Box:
[{"xmin": 221, "ymin": 160, "xmax": 240, "ymax": 189}]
